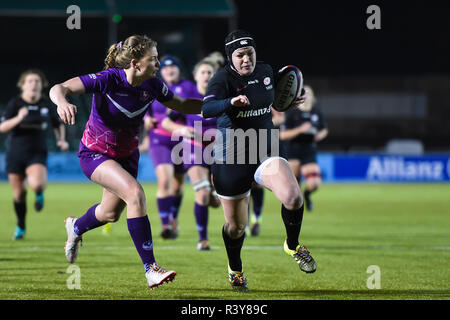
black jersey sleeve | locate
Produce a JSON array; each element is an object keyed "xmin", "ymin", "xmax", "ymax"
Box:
[
  {"xmin": 202, "ymin": 69, "xmax": 233, "ymax": 118},
  {"xmin": 315, "ymin": 106, "xmax": 327, "ymax": 130},
  {"xmin": 283, "ymin": 109, "xmax": 295, "ymax": 129},
  {"xmin": 167, "ymin": 110, "xmax": 184, "ymax": 122},
  {"xmin": 1, "ymin": 98, "xmax": 19, "ymax": 122}
]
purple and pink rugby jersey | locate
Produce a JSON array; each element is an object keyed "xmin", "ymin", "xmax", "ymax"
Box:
[{"xmin": 77, "ymin": 68, "xmax": 174, "ymax": 178}]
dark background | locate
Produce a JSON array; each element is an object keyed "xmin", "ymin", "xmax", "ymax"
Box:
[{"xmin": 0, "ymin": 0, "xmax": 448, "ymax": 152}]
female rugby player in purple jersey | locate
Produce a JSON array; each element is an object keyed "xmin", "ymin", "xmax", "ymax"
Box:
[
  {"xmin": 202, "ymin": 30, "xmax": 316, "ymax": 292},
  {"xmin": 142, "ymin": 55, "xmax": 198, "ymax": 240},
  {"xmin": 49, "ymin": 35, "xmax": 202, "ymax": 290},
  {"xmin": 0, "ymin": 69, "xmax": 69, "ymax": 240},
  {"xmin": 162, "ymin": 59, "xmax": 219, "ymax": 251}
]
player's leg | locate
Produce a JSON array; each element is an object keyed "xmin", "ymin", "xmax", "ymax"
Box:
[
  {"xmin": 288, "ymin": 159, "xmax": 301, "ymax": 183},
  {"xmin": 25, "ymin": 163, "xmax": 47, "ymax": 212},
  {"xmin": 155, "ymin": 163, "xmax": 176, "ymax": 238},
  {"xmin": 211, "ymin": 163, "xmax": 252, "ymax": 292},
  {"xmin": 256, "ymin": 157, "xmax": 316, "ymax": 273},
  {"xmin": 170, "ymin": 169, "xmax": 185, "ymax": 238},
  {"xmin": 249, "ymin": 183, "xmax": 264, "ymax": 236},
  {"xmin": 91, "ymin": 159, "xmax": 176, "ymax": 287},
  {"xmin": 301, "ymin": 162, "xmax": 322, "ymax": 211},
  {"xmin": 187, "ymin": 165, "xmax": 211, "ymax": 250},
  {"xmin": 8, "ymin": 173, "xmax": 27, "ymax": 239},
  {"xmin": 220, "ymin": 195, "xmax": 250, "ymax": 292}
]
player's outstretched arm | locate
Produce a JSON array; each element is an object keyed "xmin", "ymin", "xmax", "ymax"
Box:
[
  {"xmin": 162, "ymin": 94, "xmax": 202, "ymax": 115},
  {"xmin": 49, "ymin": 77, "xmax": 85, "ymax": 125}
]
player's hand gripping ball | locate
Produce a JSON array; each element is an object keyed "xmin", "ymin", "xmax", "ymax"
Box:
[{"xmin": 273, "ymin": 65, "xmax": 303, "ymax": 112}]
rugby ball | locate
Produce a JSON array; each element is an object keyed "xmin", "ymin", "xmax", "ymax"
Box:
[{"xmin": 273, "ymin": 65, "xmax": 303, "ymax": 112}]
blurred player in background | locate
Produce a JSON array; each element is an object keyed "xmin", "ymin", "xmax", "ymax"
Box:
[
  {"xmin": 203, "ymin": 51, "xmax": 225, "ymax": 72},
  {"xmin": 49, "ymin": 34, "xmax": 202, "ymax": 289},
  {"xmin": 0, "ymin": 69, "xmax": 68, "ymax": 240},
  {"xmin": 140, "ymin": 55, "xmax": 197, "ymax": 240},
  {"xmin": 202, "ymin": 30, "xmax": 316, "ymax": 292},
  {"xmin": 162, "ymin": 59, "xmax": 218, "ymax": 250},
  {"xmin": 280, "ymin": 85, "xmax": 328, "ymax": 211}
]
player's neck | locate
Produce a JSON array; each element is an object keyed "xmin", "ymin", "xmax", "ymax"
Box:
[
  {"xmin": 197, "ymin": 84, "xmax": 206, "ymax": 96},
  {"xmin": 124, "ymin": 69, "xmax": 145, "ymax": 87},
  {"xmin": 21, "ymin": 92, "xmax": 40, "ymax": 104}
]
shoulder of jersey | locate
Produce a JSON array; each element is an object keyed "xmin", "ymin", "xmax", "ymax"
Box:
[{"xmin": 256, "ymin": 62, "xmax": 273, "ymax": 74}]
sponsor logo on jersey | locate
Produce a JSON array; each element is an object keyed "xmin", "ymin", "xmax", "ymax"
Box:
[
  {"xmin": 162, "ymin": 83, "xmax": 169, "ymax": 96},
  {"xmin": 236, "ymin": 106, "xmax": 271, "ymax": 118},
  {"xmin": 141, "ymin": 90, "xmax": 150, "ymax": 101},
  {"xmin": 40, "ymin": 107, "xmax": 49, "ymax": 115}
]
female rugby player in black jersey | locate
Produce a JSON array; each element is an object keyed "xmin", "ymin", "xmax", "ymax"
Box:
[
  {"xmin": 202, "ymin": 30, "xmax": 316, "ymax": 292},
  {"xmin": 0, "ymin": 69, "xmax": 68, "ymax": 239}
]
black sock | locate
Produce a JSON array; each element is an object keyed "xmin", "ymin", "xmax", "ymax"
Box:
[
  {"xmin": 250, "ymin": 187, "xmax": 264, "ymax": 218},
  {"xmin": 304, "ymin": 189, "xmax": 311, "ymax": 199},
  {"xmin": 14, "ymin": 201, "xmax": 27, "ymax": 230},
  {"xmin": 281, "ymin": 204, "xmax": 304, "ymax": 250},
  {"xmin": 222, "ymin": 226, "xmax": 245, "ymax": 272}
]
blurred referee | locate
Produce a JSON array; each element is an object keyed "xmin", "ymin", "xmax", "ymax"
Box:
[{"xmin": 0, "ymin": 69, "xmax": 68, "ymax": 240}]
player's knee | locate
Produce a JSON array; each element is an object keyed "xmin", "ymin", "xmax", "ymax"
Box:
[
  {"xmin": 126, "ymin": 184, "xmax": 146, "ymax": 210},
  {"xmin": 14, "ymin": 190, "xmax": 27, "ymax": 202},
  {"xmin": 158, "ymin": 178, "xmax": 171, "ymax": 193},
  {"xmin": 196, "ymin": 189, "xmax": 210, "ymax": 206},
  {"xmin": 227, "ymin": 222, "xmax": 246, "ymax": 239},
  {"xmin": 281, "ymin": 186, "xmax": 302, "ymax": 210}
]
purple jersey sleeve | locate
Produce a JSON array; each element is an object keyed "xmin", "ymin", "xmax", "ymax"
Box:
[{"xmin": 79, "ymin": 70, "xmax": 118, "ymax": 94}]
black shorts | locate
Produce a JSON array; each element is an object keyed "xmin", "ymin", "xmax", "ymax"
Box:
[
  {"xmin": 6, "ymin": 150, "xmax": 47, "ymax": 175},
  {"xmin": 211, "ymin": 162, "xmax": 259, "ymax": 198},
  {"xmin": 287, "ymin": 143, "xmax": 317, "ymax": 165}
]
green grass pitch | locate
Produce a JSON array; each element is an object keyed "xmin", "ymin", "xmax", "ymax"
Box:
[{"xmin": 0, "ymin": 182, "xmax": 449, "ymax": 300}]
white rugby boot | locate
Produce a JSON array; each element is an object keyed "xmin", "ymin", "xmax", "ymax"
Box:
[{"xmin": 64, "ymin": 217, "xmax": 83, "ymax": 263}]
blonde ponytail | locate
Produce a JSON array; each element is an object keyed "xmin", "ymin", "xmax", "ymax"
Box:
[{"xmin": 104, "ymin": 35, "xmax": 157, "ymax": 70}]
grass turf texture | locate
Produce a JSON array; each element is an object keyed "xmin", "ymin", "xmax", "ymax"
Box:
[{"xmin": 0, "ymin": 183, "xmax": 449, "ymax": 300}]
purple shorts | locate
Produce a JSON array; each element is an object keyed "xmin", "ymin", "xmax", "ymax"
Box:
[
  {"xmin": 148, "ymin": 131, "xmax": 184, "ymax": 174},
  {"xmin": 78, "ymin": 142, "xmax": 139, "ymax": 179}
]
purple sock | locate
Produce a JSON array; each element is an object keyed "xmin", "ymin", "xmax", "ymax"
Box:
[
  {"xmin": 157, "ymin": 196, "xmax": 173, "ymax": 227},
  {"xmin": 194, "ymin": 202, "xmax": 209, "ymax": 241},
  {"xmin": 170, "ymin": 194, "xmax": 183, "ymax": 221},
  {"xmin": 127, "ymin": 215, "xmax": 155, "ymax": 272},
  {"xmin": 73, "ymin": 204, "xmax": 104, "ymax": 236}
]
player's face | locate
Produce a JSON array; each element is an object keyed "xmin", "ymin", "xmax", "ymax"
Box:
[
  {"xmin": 21, "ymin": 74, "xmax": 42, "ymax": 96},
  {"xmin": 232, "ymin": 47, "xmax": 256, "ymax": 76},
  {"xmin": 194, "ymin": 64, "xmax": 214, "ymax": 91},
  {"xmin": 136, "ymin": 46, "xmax": 160, "ymax": 79},
  {"xmin": 160, "ymin": 65, "xmax": 180, "ymax": 85}
]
